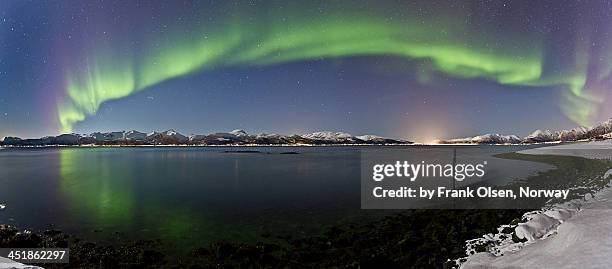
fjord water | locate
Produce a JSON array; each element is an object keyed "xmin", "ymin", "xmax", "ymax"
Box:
[{"xmin": 0, "ymin": 146, "xmax": 548, "ymax": 251}]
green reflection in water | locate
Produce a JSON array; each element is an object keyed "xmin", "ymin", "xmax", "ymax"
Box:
[
  {"xmin": 58, "ymin": 148, "xmax": 204, "ymax": 245},
  {"xmin": 59, "ymin": 148, "xmax": 135, "ymax": 226}
]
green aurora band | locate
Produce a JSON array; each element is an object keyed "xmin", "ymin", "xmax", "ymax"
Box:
[{"xmin": 57, "ymin": 4, "xmax": 607, "ymax": 132}]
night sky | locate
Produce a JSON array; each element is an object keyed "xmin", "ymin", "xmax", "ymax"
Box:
[{"xmin": 1, "ymin": 0, "xmax": 611, "ymax": 142}]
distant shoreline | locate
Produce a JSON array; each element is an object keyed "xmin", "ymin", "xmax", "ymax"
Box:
[
  {"xmin": 0, "ymin": 143, "xmax": 416, "ymax": 148},
  {"xmin": 0, "ymin": 142, "xmax": 569, "ymax": 148}
]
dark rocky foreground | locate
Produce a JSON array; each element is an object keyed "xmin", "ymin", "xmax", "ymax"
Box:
[{"xmin": 0, "ymin": 210, "xmax": 525, "ymax": 269}]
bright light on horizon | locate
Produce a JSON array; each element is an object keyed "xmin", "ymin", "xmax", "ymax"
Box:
[
  {"xmin": 424, "ymin": 139, "xmax": 440, "ymax": 145},
  {"xmin": 405, "ymin": 124, "xmax": 448, "ymax": 145}
]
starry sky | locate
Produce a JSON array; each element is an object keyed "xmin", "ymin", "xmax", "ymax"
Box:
[{"xmin": 1, "ymin": 0, "xmax": 611, "ymax": 142}]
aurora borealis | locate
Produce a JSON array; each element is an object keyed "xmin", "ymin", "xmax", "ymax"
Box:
[{"xmin": 1, "ymin": 0, "xmax": 611, "ymax": 141}]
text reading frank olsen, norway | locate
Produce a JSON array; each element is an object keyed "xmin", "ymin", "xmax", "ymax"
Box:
[{"xmin": 370, "ymin": 161, "xmax": 569, "ymax": 200}]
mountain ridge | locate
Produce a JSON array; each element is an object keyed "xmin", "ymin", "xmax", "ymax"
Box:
[
  {"xmin": 3, "ymin": 118, "xmax": 611, "ymax": 146},
  {"xmin": 1, "ymin": 130, "xmax": 410, "ymax": 146},
  {"xmin": 439, "ymin": 118, "xmax": 612, "ymax": 144}
]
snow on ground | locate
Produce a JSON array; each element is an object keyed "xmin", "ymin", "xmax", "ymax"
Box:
[
  {"xmin": 0, "ymin": 256, "xmax": 41, "ymax": 269},
  {"xmin": 519, "ymin": 140, "xmax": 612, "ymax": 160},
  {"xmin": 462, "ymin": 140, "xmax": 612, "ymax": 269}
]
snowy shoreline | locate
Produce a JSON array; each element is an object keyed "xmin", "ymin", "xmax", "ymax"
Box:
[
  {"xmin": 0, "ymin": 256, "xmax": 41, "ymax": 269},
  {"xmin": 461, "ymin": 140, "xmax": 612, "ymax": 269}
]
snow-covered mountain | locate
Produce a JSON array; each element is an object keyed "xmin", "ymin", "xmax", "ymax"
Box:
[
  {"xmin": 162, "ymin": 130, "xmax": 188, "ymax": 143},
  {"xmin": 301, "ymin": 131, "xmax": 356, "ymax": 143},
  {"xmin": 586, "ymin": 118, "xmax": 612, "ymax": 138},
  {"xmin": 558, "ymin": 126, "xmax": 589, "ymax": 141},
  {"xmin": 523, "ymin": 129, "xmax": 558, "ymax": 143},
  {"xmin": 125, "ymin": 130, "xmax": 147, "ymax": 140},
  {"xmin": 229, "ymin": 129, "xmax": 249, "ymax": 137},
  {"xmin": 356, "ymin": 135, "xmax": 383, "ymax": 141},
  {"xmin": 440, "ymin": 117, "xmax": 612, "ymax": 144},
  {"xmin": 300, "ymin": 131, "xmax": 409, "ymax": 144},
  {"xmin": 356, "ymin": 134, "xmax": 411, "ymax": 144},
  {"xmin": 54, "ymin": 133, "xmax": 81, "ymax": 144},
  {"xmin": 84, "ymin": 130, "xmax": 147, "ymax": 142},
  {"xmin": 188, "ymin": 134, "xmax": 208, "ymax": 142},
  {"xmin": 145, "ymin": 130, "xmax": 189, "ymax": 144},
  {"xmin": 441, "ymin": 134, "xmax": 522, "ymax": 144},
  {"xmin": 1, "ymin": 129, "xmax": 409, "ymax": 146}
]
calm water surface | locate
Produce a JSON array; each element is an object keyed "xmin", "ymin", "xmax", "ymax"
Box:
[{"xmin": 0, "ymin": 146, "xmax": 549, "ymax": 251}]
